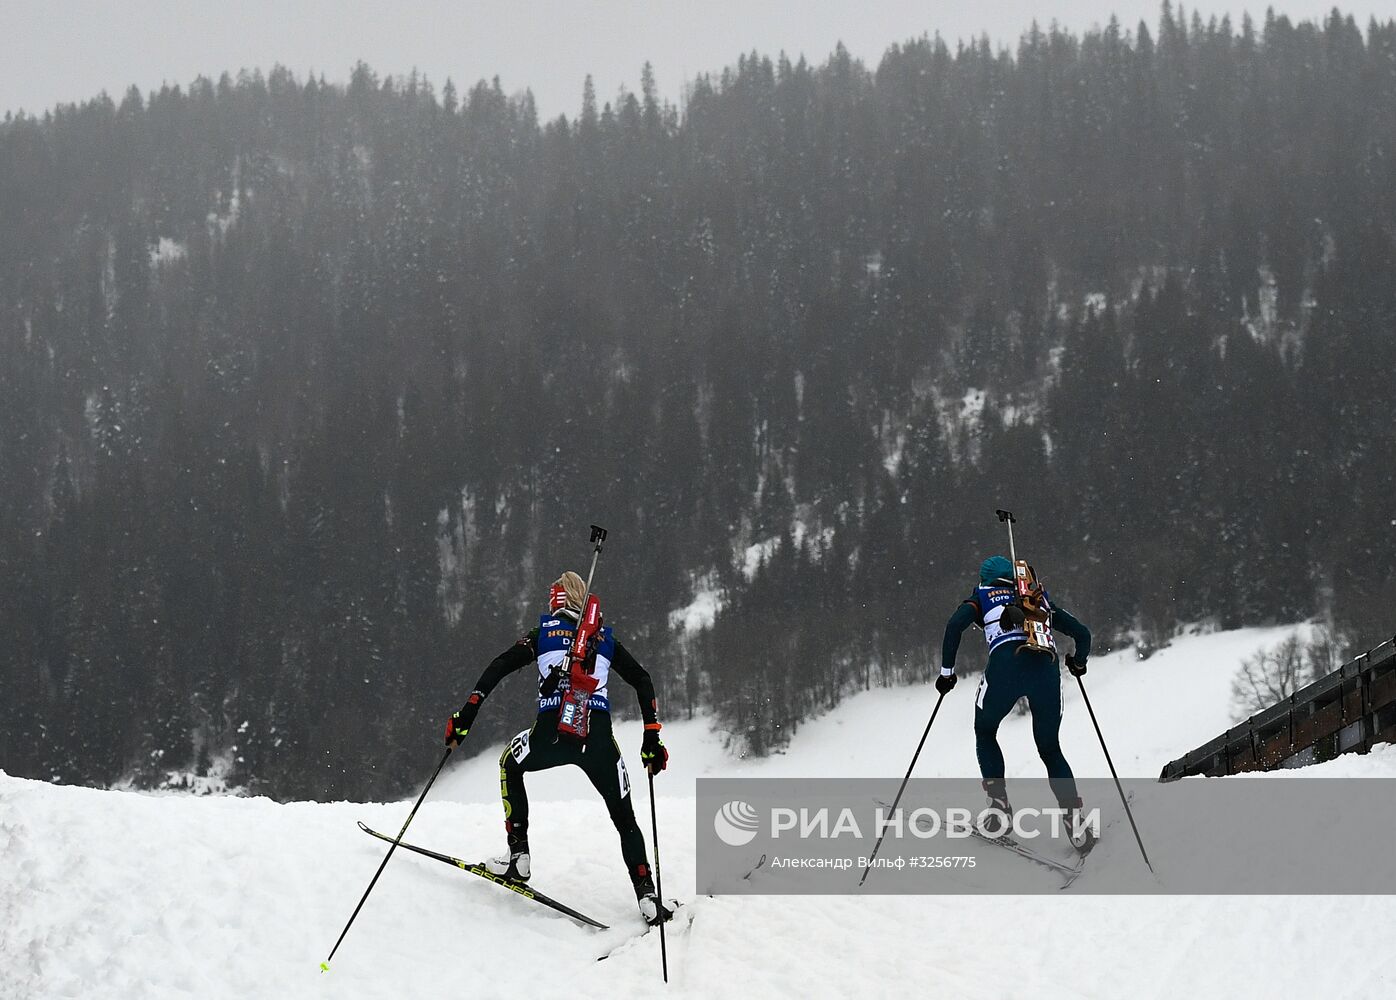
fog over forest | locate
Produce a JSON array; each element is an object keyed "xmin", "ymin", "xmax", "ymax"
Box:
[{"xmin": 2, "ymin": 7, "xmax": 1394, "ymax": 799}]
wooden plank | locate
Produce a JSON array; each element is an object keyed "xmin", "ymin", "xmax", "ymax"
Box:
[
  {"xmin": 1342, "ymin": 686, "xmax": 1363, "ymax": 722},
  {"xmin": 1292, "ymin": 702, "xmax": 1342, "ymax": 751},
  {"xmin": 1367, "ymin": 669, "xmax": 1396, "ymax": 711},
  {"xmin": 1256, "ymin": 731, "xmax": 1291, "ymax": 767}
]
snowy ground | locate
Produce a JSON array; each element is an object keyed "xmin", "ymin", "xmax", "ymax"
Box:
[{"xmin": 4, "ymin": 625, "xmax": 1394, "ymax": 999}]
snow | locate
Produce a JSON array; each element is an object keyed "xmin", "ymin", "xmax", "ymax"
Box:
[
  {"xmin": 207, "ymin": 191, "xmax": 240, "ymax": 235},
  {"xmin": 206, "ymin": 163, "xmax": 243, "ymax": 237},
  {"xmin": 436, "ymin": 504, "xmax": 467, "ymax": 627},
  {"xmin": 959, "ymin": 387, "xmax": 987, "ymax": 426},
  {"xmin": 668, "ymin": 575, "xmax": 725, "ymax": 634},
  {"xmin": 149, "ymin": 237, "xmax": 187, "ymax": 266},
  {"xmin": 6, "ymin": 624, "xmax": 1396, "ymax": 999},
  {"xmin": 111, "ymin": 746, "xmax": 240, "ymax": 797},
  {"xmin": 880, "ymin": 410, "xmax": 906, "ymax": 477},
  {"xmin": 742, "ymin": 536, "xmax": 780, "ymax": 578},
  {"xmin": 742, "ymin": 520, "xmax": 836, "ymax": 581},
  {"xmin": 1243, "ymin": 265, "xmax": 1281, "ymax": 344}
]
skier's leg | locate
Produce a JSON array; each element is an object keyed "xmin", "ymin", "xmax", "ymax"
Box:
[
  {"xmin": 1023, "ymin": 659, "xmax": 1079, "ymax": 808},
  {"xmin": 974, "ymin": 655, "xmax": 1024, "ymax": 835},
  {"xmin": 498, "ymin": 727, "xmax": 536, "ymax": 842},
  {"xmin": 583, "ymin": 721, "xmax": 672, "ymax": 924},
  {"xmin": 494, "ymin": 724, "xmax": 564, "ymax": 877},
  {"xmin": 973, "ymin": 653, "xmax": 1020, "ymax": 781},
  {"xmin": 580, "ymin": 717, "xmax": 650, "ymax": 892}
]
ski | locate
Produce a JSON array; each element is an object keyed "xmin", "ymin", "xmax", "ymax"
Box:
[
  {"xmin": 970, "ymin": 829, "xmax": 1086, "ymax": 888},
  {"xmin": 867, "ymin": 795, "xmax": 1080, "ymax": 885},
  {"xmin": 356, "ymin": 821, "xmax": 609, "ymax": 929},
  {"xmin": 969, "ymin": 790, "xmax": 1135, "ymax": 889},
  {"xmin": 596, "ymin": 902, "xmax": 690, "ymax": 962}
]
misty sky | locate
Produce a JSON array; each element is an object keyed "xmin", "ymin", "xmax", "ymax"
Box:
[{"xmin": 6, "ymin": 1, "xmax": 1396, "ymax": 120}]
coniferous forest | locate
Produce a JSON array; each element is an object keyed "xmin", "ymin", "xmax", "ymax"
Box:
[{"xmin": 2, "ymin": 7, "xmax": 1395, "ymax": 799}]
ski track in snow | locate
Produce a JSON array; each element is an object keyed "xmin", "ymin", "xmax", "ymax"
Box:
[{"xmin": 3, "ymin": 625, "xmax": 1394, "ymax": 999}]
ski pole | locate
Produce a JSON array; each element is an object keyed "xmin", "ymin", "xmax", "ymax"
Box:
[
  {"xmin": 858, "ymin": 691, "xmax": 946, "ymax": 887},
  {"xmin": 322, "ymin": 745, "xmax": 454, "ymax": 971},
  {"xmin": 647, "ymin": 769, "xmax": 669, "ymax": 983},
  {"xmin": 1075, "ymin": 674, "xmax": 1154, "ymax": 873}
]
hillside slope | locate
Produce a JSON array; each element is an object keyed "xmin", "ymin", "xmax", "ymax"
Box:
[{"xmin": 4, "ymin": 625, "xmax": 1392, "ymax": 1000}]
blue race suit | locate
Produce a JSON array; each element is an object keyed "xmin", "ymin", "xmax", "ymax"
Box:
[{"xmin": 942, "ymin": 584, "xmax": 1091, "ymax": 807}]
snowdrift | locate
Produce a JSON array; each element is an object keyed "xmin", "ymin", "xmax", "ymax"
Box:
[{"xmin": 4, "ymin": 626, "xmax": 1393, "ymax": 1000}]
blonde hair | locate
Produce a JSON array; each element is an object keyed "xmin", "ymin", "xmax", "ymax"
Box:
[{"xmin": 554, "ymin": 571, "xmax": 587, "ymax": 610}]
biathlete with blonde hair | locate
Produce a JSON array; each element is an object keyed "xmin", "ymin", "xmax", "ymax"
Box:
[{"xmin": 443, "ymin": 571, "xmax": 673, "ymax": 924}]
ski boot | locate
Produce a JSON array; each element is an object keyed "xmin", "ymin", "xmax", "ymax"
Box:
[
  {"xmin": 637, "ymin": 893, "xmax": 674, "ymax": 927},
  {"xmin": 1061, "ymin": 797, "xmax": 1096, "ymax": 855},
  {"xmin": 632, "ymin": 866, "xmax": 675, "ymax": 926},
  {"xmin": 979, "ymin": 779, "xmax": 1014, "ymax": 838},
  {"xmin": 484, "ymin": 849, "xmax": 531, "ymax": 882},
  {"xmin": 485, "ymin": 825, "xmax": 531, "ymax": 882}
]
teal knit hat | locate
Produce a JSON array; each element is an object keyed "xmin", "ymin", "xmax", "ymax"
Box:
[{"xmin": 980, "ymin": 555, "xmax": 1014, "ymax": 585}]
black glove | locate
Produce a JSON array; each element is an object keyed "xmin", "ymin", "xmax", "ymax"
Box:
[
  {"xmin": 1065, "ymin": 654, "xmax": 1087, "ymax": 677},
  {"xmin": 935, "ymin": 670, "xmax": 958, "ymax": 695},
  {"xmin": 641, "ymin": 726, "xmax": 668, "ymax": 775},
  {"xmin": 444, "ymin": 691, "xmax": 483, "ymax": 746}
]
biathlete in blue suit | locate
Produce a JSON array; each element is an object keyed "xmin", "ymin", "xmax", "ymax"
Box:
[{"xmin": 938, "ymin": 555, "xmax": 1095, "ymax": 848}]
